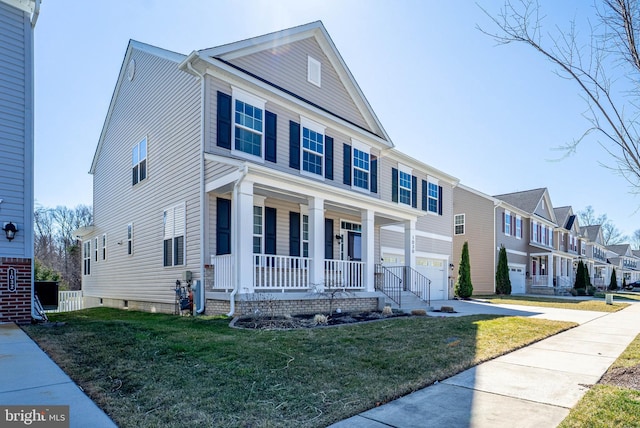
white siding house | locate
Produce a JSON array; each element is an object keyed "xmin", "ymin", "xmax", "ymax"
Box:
[{"xmin": 81, "ymin": 22, "xmax": 459, "ymax": 316}]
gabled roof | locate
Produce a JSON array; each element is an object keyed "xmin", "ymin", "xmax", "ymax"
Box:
[
  {"xmin": 191, "ymin": 21, "xmax": 391, "ymax": 145},
  {"xmin": 553, "ymin": 206, "xmax": 572, "ymax": 229},
  {"xmin": 90, "ymin": 40, "xmax": 186, "ymax": 174},
  {"xmin": 493, "ymin": 188, "xmax": 556, "ymax": 223},
  {"xmin": 606, "ymin": 244, "xmax": 632, "ymax": 257}
]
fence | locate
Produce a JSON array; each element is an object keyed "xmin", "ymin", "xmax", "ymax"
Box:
[{"xmin": 45, "ymin": 290, "xmax": 83, "ymax": 313}]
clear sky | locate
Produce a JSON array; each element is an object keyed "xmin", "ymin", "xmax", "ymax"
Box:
[{"xmin": 33, "ymin": 0, "xmax": 639, "ymax": 238}]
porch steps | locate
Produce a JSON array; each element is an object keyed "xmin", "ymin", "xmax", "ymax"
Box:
[{"xmin": 386, "ymin": 291, "xmax": 433, "ymax": 312}]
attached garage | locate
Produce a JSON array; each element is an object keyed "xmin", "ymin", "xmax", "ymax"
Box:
[
  {"xmin": 509, "ymin": 265, "xmax": 526, "ymax": 294},
  {"xmin": 416, "ymin": 257, "xmax": 448, "ymax": 301}
]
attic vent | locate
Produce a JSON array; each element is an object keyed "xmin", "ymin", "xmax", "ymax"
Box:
[{"xmin": 307, "ymin": 56, "xmax": 321, "ymax": 87}]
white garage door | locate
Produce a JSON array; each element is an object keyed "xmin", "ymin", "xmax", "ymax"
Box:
[
  {"xmin": 416, "ymin": 258, "xmax": 447, "ymax": 300},
  {"xmin": 509, "ymin": 266, "xmax": 526, "ymax": 294}
]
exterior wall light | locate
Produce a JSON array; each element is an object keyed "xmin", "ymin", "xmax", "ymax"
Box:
[{"xmin": 3, "ymin": 222, "xmax": 18, "ymax": 241}]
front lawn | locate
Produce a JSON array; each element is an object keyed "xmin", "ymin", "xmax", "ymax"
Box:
[
  {"xmin": 476, "ymin": 295, "xmax": 629, "ymax": 312},
  {"xmin": 25, "ymin": 308, "xmax": 575, "ymax": 427}
]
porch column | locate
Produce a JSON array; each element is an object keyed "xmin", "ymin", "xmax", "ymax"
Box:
[
  {"xmin": 547, "ymin": 254, "xmax": 554, "ymax": 287},
  {"xmin": 309, "ymin": 196, "xmax": 325, "ymax": 291},
  {"xmin": 361, "ymin": 209, "xmax": 375, "ymax": 292},
  {"xmin": 235, "ymin": 179, "xmax": 255, "ymax": 293},
  {"xmin": 404, "ymin": 219, "xmax": 416, "ymax": 271}
]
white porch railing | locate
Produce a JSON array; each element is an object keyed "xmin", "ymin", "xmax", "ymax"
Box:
[
  {"xmin": 531, "ymin": 275, "xmax": 549, "ymax": 286},
  {"xmin": 324, "ymin": 259, "xmax": 364, "ymax": 289},
  {"xmin": 45, "ymin": 290, "xmax": 83, "ymax": 313},
  {"xmin": 555, "ymin": 276, "xmax": 572, "ymax": 288},
  {"xmin": 209, "ymin": 254, "xmax": 365, "ymax": 291}
]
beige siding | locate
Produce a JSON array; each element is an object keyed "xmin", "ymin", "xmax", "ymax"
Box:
[
  {"xmin": 86, "ymin": 47, "xmax": 201, "ymax": 305},
  {"xmin": 228, "ymin": 38, "xmax": 371, "ymax": 132},
  {"xmin": 453, "ymin": 187, "xmax": 496, "ymax": 294}
]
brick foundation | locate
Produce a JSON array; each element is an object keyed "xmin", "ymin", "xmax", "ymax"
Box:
[{"xmin": 0, "ymin": 258, "xmax": 32, "ymax": 324}]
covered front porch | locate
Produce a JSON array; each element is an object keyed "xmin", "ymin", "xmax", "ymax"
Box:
[
  {"xmin": 203, "ymin": 156, "xmax": 421, "ymax": 298},
  {"xmin": 529, "ymin": 251, "xmax": 577, "ymax": 293}
]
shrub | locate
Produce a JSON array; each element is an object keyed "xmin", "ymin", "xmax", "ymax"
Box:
[
  {"xmin": 609, "ymin": 268, "xmax": 618, "ymax": 291},
  {"xmin": 455, "ymin": 241, "xmax": 473, "ymax": 298},
  {"xmin": 576, "ymin": 288, "xmax": 587, "ymax": 296},
  {"xmin": 495, "ymin": 245, "xmax": 512, "ymax": 295},
  {"xmin": 569, "ymin": 288, "xmax": 578, "ymax": 296},
  {"xmin": 312, "ymin": 314, "xmax": 328, "ymax": 325},
  {"xmin": 574, "ymin": 260, "xmax": 586, "ymax": 289},
  {"xmin": 586, "ymin": 286, "xmax": 596, "ymax": 296}
]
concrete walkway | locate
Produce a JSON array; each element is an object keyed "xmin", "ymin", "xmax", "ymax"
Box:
[
  {"xmin": 331, "ymin": 300, "xmax": 640, "ymax": 428},
  {"xmin": 0, "ymin": 323, "xmax": 117, "ymax": 428}
]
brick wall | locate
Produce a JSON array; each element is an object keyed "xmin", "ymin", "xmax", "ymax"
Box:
[
  {"xmin": 0, "ymin": 258, "xmax": 32, "ymax": 324},
  {"xmin": 206, "ymin": 296, "xmax": 380, "ymax": 317}
]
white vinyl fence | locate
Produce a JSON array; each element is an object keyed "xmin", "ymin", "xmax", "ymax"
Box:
[{"xmin": 45, "ymin": 290, "xmax": 83, "ymax": 313}]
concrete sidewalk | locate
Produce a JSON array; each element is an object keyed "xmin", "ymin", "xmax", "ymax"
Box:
[
  {"xmin": 0, "ymin": 323, "xmax": 117, "ymax": 428},
  {"xmin": 330, "ymin": 301, "xmax": 640, "ymax": 428}
]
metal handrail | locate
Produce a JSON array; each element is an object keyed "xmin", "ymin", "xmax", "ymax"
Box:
[{"xmin": 375, "ymin": 264, "xmax": 402, "ymax": 307}]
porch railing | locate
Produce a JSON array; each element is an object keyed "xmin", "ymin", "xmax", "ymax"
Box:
[
  {"xmin": 383, "ymin": 265, "xmax": 432, "ymax": 306},
  {"xmin": 531, "ymin": 275, "xmax": 549, "ymax": 286},
  {"xmin": 375, "ymin": 264, "xmax": 402, "ymax": 306},
  {"xmin": 209, "ymin": 254, "xmax": 365, "ymax": 291}
]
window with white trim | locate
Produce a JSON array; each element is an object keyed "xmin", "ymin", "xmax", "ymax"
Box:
[
  {"xmin": 101, "ymin": 234, "xmax": 107, "ymax": 261},
  {"xmin": 516, "ymin": 216, "xmax": 522, "ymax": 239},
  {"xmin": 301, "ymin": 118, "xmax": 324, "ymax": 176},
  {"xmin": 353, "ymin": 148, "xmax": 370, "ymax": 190},
  {"xmin": 302, "ymin": 214, "xmax": 309, "ymax": 257},
  {"xmin": 163, "ymin": 203, "xmax": 185, "ymax": 267},
  {"xmin": 232, "ymin": 87, "xmax": 265, "ymax": 158},
  {"xmin": 454, "ymin": 214, "xmax": 465, "ymax": 235},
  {"xmin": 399, "ymin": 170, "xmax": 412, "ymax": 205},
  {"xmin": 83, "ymin": 241, "xmax": 91, "ymax": 275},
  {"xmin": 505, "ymin": 212, "xmax": 511, "ymax": 236},
  {"xmin": 127, "ymin": 223, "xmax": 133, "ymax": 256},
  {"xmin": 132, "ymin": 137, "xmax": 147, "ymax": 185},
  {"xmin": 253, "ymin": 205, "xmax": 263, "ymax": 254},
  {"xmin": 94, "ymin": 237, "xmax": 98, "ymax": 262},
  {"xmin": 428, "ymin": 182, "xmax": 438, "ymax": 213},
  {"xmin": 307, "ymin": 56, "xmax": 321, "ymax": 87}
]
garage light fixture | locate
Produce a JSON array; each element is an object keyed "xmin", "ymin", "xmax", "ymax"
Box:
[{"xmin": 3, "ymin": 222, "xmax": 18, "ymax": 241}]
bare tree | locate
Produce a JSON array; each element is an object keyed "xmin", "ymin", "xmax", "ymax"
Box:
[
  {"xmin": 578, "ymin": 205, "xmax": 627, "ymax": 244},
  {"xmin": 631, "ymin": 228, "xmax": 640, "ymax": 249},
  {"xmin": 479, "ymin": 0, "xmax": 640, "ymax": 190}
]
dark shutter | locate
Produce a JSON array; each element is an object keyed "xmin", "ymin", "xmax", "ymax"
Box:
[
  {"xmin": 438, "ymin": 185, "xmax": 443, "ymax": 216},
  {"xmin": 265, "ymin": 207, "xmax": 277, "ymax": 255},
  {"xmin": 325, "ymin": 136, "xmax": 333, "ymax": 180},
  {"xmin": 343, "ymin": 143, "xmax": 352, "ymax": 185},
  {"xmin": 216, "ymin": 198, "xmax": 231, "ymax": 255},
  {"xmin": 370, "ymin": 156, "xmax": 378, "ymax": 193},
  {"xmin": 289, "ymin": 212, "xmax": 301, "ymax": 257},
  {"xmin": 289, "ymin": 121, "xmax": 300, "ymax": 169},
  {"xmin": 421, "ymin": 180, "xmax": 428, "ymax": 211},
  {"xmin": 325, "ymin": 218, "xmax": 334, "ymax": 260},
  {"xmin": 502, "ymin": 212, "xmax": 506, "ymax": 234},
  {"xmin": 391, "ymin": 168, "xmax": 398, "ymax": 203},
  {"xmin": 411, "ymin": 176, "xmax": 418, "ymax": 208},
  {"xmin": 216, "ymin": 91, "xmax": 232, "ymax": 149},
  {"xmin": 174, "ymin": 236, "xmax": 184, "ymax": 266},
  {"xmin": 265, "ymin": 111, "xmax": 277, "ymax": 163}
]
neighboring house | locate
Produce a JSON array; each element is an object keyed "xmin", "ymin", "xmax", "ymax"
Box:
[
  {"xmin": 580, "ymin": 225, "xmax": 611, "ymax": 288},
  {"xmin": 453, "ymin": 186, "xmax": 575, "ymax": 295},
  {"xmin": 79, "ymin": 21, "xmax": 459, "ymax": 315},
  {"xmin": 553, "ymin": 206, "xmax": 581, "ymax": 289},
  {"xmin": 0, "ymin": 0, "xmax": 40, "ymax": 324},
  {"xmin": 606, "ymin": 244, "xmax": 639, "ymax": 285}
]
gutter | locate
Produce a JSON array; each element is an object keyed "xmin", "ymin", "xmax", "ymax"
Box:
[
  {"xmin": 31, "ymin": 0, "xmax": 40, "ymax": 27},
  {"xmin": 228, "ymin": 165, "xmax": 249, "ymax": 317},
  {"xmin": 186, "ymin": 59, "xmax": 207, "ymax": 315}
]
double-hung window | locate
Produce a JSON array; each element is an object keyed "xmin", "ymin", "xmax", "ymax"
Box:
[
  {"xmin": 428, "ymin": 182, "xmax": 438, "ymax": 213},
  {"xmin": 399, "ymin": 168, "xmax": 412, "ymax": 205},
  {"xmin": 253, "ymin": 206, "xmax": 263, "ymax": 254},
  {"xmin": 454, "ymin": 214, "xmax": 465, "ymax": 235},
  {"xmin": 515, "ymin": 216, "xmax": 522, "ymax": 239},
  {"xmin": 83, "ymin": 241, "xmax": 91, "ymax": 275},
  {"xmin": 504, "ymin": 212, "xmax": 511, "ymax": 236},
  {"xmin": 163, "ymin": 203, "xmax": 185, "ymax": 267},
  {"xmin": 301, "ymin": 118, "xmax": 325, "ymax": 177},
  {"xmin": 132, "ymin": 137, "xmax": 147, "ymax": 185},
  {"xmin": 353, "ymin": 148, "xmax": 370, "ymax": 190},
  {"xmin": 232, "ymin": 88, "xmax": 265, "ymax": 158},
  {"xmin": 94, "ymin": 237, "xmax": 99, "ymax": 262},
  {"xmin": 101, "ymin": 234, "xmax": 107, "ymax": 261},
  {"xmin": 127, "ymin": 223, "xmax": 133, "ymax": 255},
  {"xmin": 302, "ymin": 214, "xmax": 309, "ymax": 257}
]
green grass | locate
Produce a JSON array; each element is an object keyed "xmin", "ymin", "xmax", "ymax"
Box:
[
  {"xmin": 24, "ymin": 308, "xmax": 576, "ymax": 428},
  {"xmin": 559, "ymin": 334, "xmax": 640, "ymax": 428},
  {"xmin": 475, "ymin": 294, "xmax": 629, "ymax": 312}
]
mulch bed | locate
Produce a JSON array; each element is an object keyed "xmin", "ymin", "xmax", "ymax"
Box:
[
  {"xmin": 599, "ymin": 365, "xmax": 640, "ymax": 391},
  {"xmin": 232, "ymin": 310, "xmax": 411, "ymax": 330}
]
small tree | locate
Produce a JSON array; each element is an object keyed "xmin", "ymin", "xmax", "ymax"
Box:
[
  {"xmin": 623, "ymin": 277, "xmax": 627, "ymax": 289},
  {"xmin": 609, "ymin": 268, "xmax": 618, "ymax": 291},
  {"xmin": 584, "ymin": 265, "xmax": 592, "ymax": 288},
  {"xmin": 574, "ymin": 260, "xmax": 586, "ymax": 290},
  {"xmin": 495, "ymin": 245, "xmax": 511, "ymax": 295},
  {"xmin": 455, "ymin": 241, "xmax": 473, "ymax": 298}
]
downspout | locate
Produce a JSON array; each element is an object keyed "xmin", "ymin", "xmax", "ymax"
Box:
[
  {"xmin": 228, "ymin": 165, "xmax": 249, "ymax": 317},
  {"xmin": 186, "ymin": 59, "xmax": 207, "ymax": 315},
  {"xmin": 31, "ymin": 0, "xmax": 41, "ymax": 28}
]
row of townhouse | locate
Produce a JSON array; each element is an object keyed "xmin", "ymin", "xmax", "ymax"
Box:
[
  {"xmin": 77, "ymin": 21, "xmax": 637, "ymax": 318},
  {"xmin": 77, "ymin": 22, "xmax": 458, "ymax": 316},
  {"xmin": 453, "ymin": 185, "xmax": 640, "ymax": 295}
]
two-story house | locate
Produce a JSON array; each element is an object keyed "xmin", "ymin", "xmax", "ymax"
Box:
[
  {"xmin": 606, "ymin": 244, "xmax": 639, "ymax": 285},
  {"xmin": 79, "ymin": 22, "xmax": 458, "ymax": 315},
  {"xmin": 553, "ymin": 206, "xmax": 581, "ymax": 289},
  {"xmin": 580, "ymin": 225, "xmax": 610, "ymax": 288},
  {"xmin": 0, "ymin": 0, "xmax": 40, "ymax": 324}
]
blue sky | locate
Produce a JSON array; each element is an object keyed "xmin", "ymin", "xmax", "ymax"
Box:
[{"xmin": 34, "ymin": 1, "xmax": 639, "ymax": 237}]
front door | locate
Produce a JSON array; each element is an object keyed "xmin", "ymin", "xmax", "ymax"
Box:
[{"xmin": 347, "ymin": 231, "xmax": 362, "ymax": 261}]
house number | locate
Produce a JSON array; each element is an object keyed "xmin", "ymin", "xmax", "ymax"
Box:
[{"xmin": 7, "ymin": 267, "xmax": 17, "ymax": 292}]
